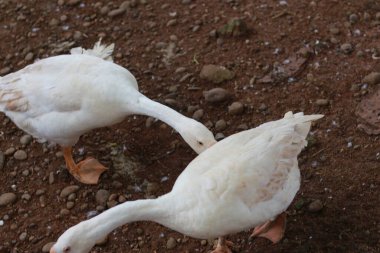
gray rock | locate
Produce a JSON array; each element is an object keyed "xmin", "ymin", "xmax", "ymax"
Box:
[
  {"xmin": 308, "ymin": 199, "xmax": 323, "ymax": 212},
  {"xmin": 228, "ymin": 102, "xmax": 245, "ymax": 115},
  {"xmin": 60, "ymin": 185, "xmax": 80, "ymax": 198},
  {"xmin": 67, "ymin": 0, "xmax": 80, "ymax": 6},
  {"xmin": 329, "ymin": 27, "xmax": 340, "ymax": 35},
  {"xmin": 96, "ymin": 189, "xmax": 110, "ymax": 206},
  {"xmin": 362, "ymin": 72, "xmax": 380, "ymax": 85},
  {"xmin": 166, "ymin": 19, "xmax": 177, "ymax": 26},
  {"xmin": 349, "ymin": 13, "xmax": 359, "ymax": 24},
  {"xmin": 66, "ymin": 201, "xmax": 75, "ymax": 209},
  {"xmin": 19, "ymin": 232, "xmax": 27, "ymax": 241},
  {"xmin": 20, "ymin": 134, "xmax": 33, "ymax": 145},
  {"xmin": 0, "ymin": 193, "xmax": 17, "ymax": 206},
  {"xmin": 315, "ymin": 99, "xmax": 329, "ymax": 106},
  {"xmin": 22, "ymin": 169, "xmax": 29, "ymax": 176},
  {"xmin": 192, "ymin": 109, "xmax": 204, "ymax": 121},
  {"xmin": 13, "ymin": 150, "xmax": 27, "ymax": 160},
  {"xmin": 24, "ymin": 52, "xmax": 34, "ymax": 62},
  {"xmin": 0, "ymin": 67, "xmax": 11, "ymax": 75},
  {"xmin": 108, "ymin": 8, "xmax": 126, "ymax": 17},
  {"xmin": 340, "ymin": 43, "xmax": 353, "ymax": 54},
  {"xmin": 60, "ymin": 209, "xmax": 70, "ymax": 215},
  {"xmin": 4, "ymin": 147, "xmax": 16, "ymax": 156},
  {"xmin": 42, "ymin": 242, "xmax": 55, "ymax": 252},
  {"xmin": 215, "ymin": 119, "xmax": 227, "ymax": 131},
  {"xmin": 166, "ymin": 237, "xmax": 177, "ymax": 249},
  {"xmin": 49, "ymin": 172, "xmax": 55, "ymax": 184},
  {"xmin": 21, "ymin": 193, "xmax": 31, "ymax": 201},
  {"xmin": 203, "ymin": 88, "xmax": 230, "ymax": 103},
  {"xmin": 215, "ymin": 133, "xmax": 225, "ymax": 141},
  {"xmin": 200, "ymin": 64, "xmax": 235, "ymax": 84},
  {"xmin": 49, "ymin": 18, "xmax": 59, "ymax": 26}
]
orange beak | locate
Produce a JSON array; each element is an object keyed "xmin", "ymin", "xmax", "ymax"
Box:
[{"xmin": 49, "ymin": 249, "xmax": 56, "ymax": 253}]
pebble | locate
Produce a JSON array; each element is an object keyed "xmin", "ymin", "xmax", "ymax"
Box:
[
  {"xmin": 0, "ymin": 67, "xmax": 11, "ymax": 75},
  {"xmin": 166, "ymin": 19, "xmax": 177, "ymax": 26},
  {"xmin": 49, "ymin": 18, "xmax": 59, "ymax": 26},
  {"xmin": 315, "ymin": 99, "xmax": 329, "ymax": 106},
  {"xmin": 349, "ymin": 13, "xmax": 359, "ymax": 24},
  {"xmin": 0, "ymin": 151, "xmax": 4, "ymax": 170},
  {"xmin": 22, "ymin": 169, "xmax": 29, "ymax": 176},
  {"xmin": 228, "ymin": 102, "xmax": 245, "ymax": 115},
  {"xmin": 13, "ymin": 150, "xmax": 27, "ymax": 160},
  {"xmin": 42, "ymin": 242, "xmax": 55, "ymax": 252},
  {"xmin": 96, "ymin": 189, "xmax": 110, "ymax": 206},
  {"xmin": 67, "ymin": 0, "xmax": 80, "ymax": 6},
  {"xmin": 362, "ymin": 72, "xmax": 380, "ymax": 85},
  {"xmin": 192, "ymin": 109, "xmax": 204, "ymax": 121},
  {"xmin": 108, "ymin": 8, "xmax": 126, "ymax": 17},
  {"xmin": 199, "ymin": 64, "xmax": 235, "ymax": 84},
  {"xmin": 203, "ymin": 88, "xmax": 230, "ymax": 103},
  {"xmin": 20, "ymin": 134, "xmax": 33, "ymax": 145},
  {"xmin": 0, "ymin": 193, "xmax": 17, "ymax": 206},
  {"xmin": 308, "ymin": 199, "xmax": 323, "ymax": 212},
  {"xmin": 215, "ymin": 119, "xmax": 227, "ymax": 131},
  {"xmin": 49, "ymin": 172, "xmax": 55, "ymax": 184},
  {"xmin": 21, "ymin": 193, "xmax": 31, "ymax": 201},
  {"xmin": 60, "ymin": 185, "xmax": 80, "ymax": 198},
  {"xmin": 66, "ymin": 201, "xmax": 75, "ymax": 209},
  {"xmin": 166, "ymin": 237, "xmax": 177, "ymax": 249},
  {"xmin": 60, "ymin": 209, "xmax": 70, "ymax": 215},
  {"xmin": 329, "ymin": 27, "xmax": 340, "ymax": 35},
  {"xmin": 4, "ymin": 147, "xmax": 16, "ymax": 156},
  {"xmin": 215, "ymin": 133, "xmax": 225, "ymax": 141},
  {"xmin": 340, "ymin": 43, "xmax": 353, "ymax": 54},
  {"xmin": 24, "ymin": 52, "xmax": 34, "ymax": 62},
  {"xmin": 19, "ymin": 232, "xmax": 27, "ymax": 241}
]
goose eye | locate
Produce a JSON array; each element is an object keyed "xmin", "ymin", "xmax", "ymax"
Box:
[
  {"xmin": 198, "ymin": 141, "xmax": 204, "ymax": 145},
  {"xmin": 63, "ymin": 246, "xmax": 71, "ymax": 253}
]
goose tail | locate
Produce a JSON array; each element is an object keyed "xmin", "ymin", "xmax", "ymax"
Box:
[{"xmin": 70, "ymin": 39, "xmax": 115, "ymax": 61}]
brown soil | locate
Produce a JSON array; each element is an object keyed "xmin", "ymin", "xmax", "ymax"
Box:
[{"xmin": 0, "ymin": 0, "xmax": 379, "ymax": 253}]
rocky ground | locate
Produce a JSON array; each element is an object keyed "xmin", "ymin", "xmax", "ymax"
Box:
[{"xmin": 0, "ymin": 0, "xmax": 380, "ymax": 252}]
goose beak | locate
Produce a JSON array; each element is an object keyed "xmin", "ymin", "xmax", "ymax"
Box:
[{"xmin": 50, "ymin": 248, "xmax": 56, "ymax": 253}]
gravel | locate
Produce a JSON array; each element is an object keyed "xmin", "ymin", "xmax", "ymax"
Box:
[
  {"xmin": 0, "ymin": 193, "xmax": 17, "ymax": 206},
  {"xmin": 362, "ymin": 72, "xmax": 380, "ymax": 85},
  {"xmin": 199, "ymin": 64, "xmax": 235, "ymax": 84},
  {"xmin": 13, "ymin": 150, "xmax": 27, "ymax": 160},
  {"xmin": 228, "ymin": 102, "xmax": 245, "ymax": 115},
  {"xmin": 60, "ymin": 185, "xmax": 80, "ymax": 198},
  {"xmin": 308, "ymin": 199, "xmax": 324, "ymax": 212},
  {"xmin": 203, "ymin": 88, "xmax": 230, "ymax": 103},
  {"xmin": 166, "ymin": 237, "xmax": 177, "ymax": 249}
]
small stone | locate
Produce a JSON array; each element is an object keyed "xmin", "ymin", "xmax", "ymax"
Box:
[
  {"xmin": 19, "ymin": 232, "xmax": 27, "ymax": 241},
  {"xmin": 200, "ymin": 65, "xmax": 235, "ymax": 84},
  {"xmin": 315, "ymin": 99, "xmax": 329, "ymax": 106},
  {"xmin": 22, "ymin": 169, "xmax": 29, "ymax": 176},
  {"xmin": 42, "ymin": 242, "xmax": 55, "ymax": 252},
  {"xmin": 376, "ymin": 12, "xmax": 380, "ymax": 21},
  {"xmin": 108, "ymin": 8, "xmax": 126, "ymax": 17},
  {"xmin": 49, "ymin": 18, "xmax": 60, "ymax": 26},
  {"xmin": 349, "ymin": 13, "xmax": 359, "ymax": 24},
  {"xmin": 4, "ymin": 147, "xmax": 16, "ymax": 156},
  {"xmin": 60, "ymin": 209, "xmax": 70, "ymax": 215},
  {"xmin": 308, "ymin": 199, "xmax": 323, "ymax": 212},
  {"xmin": 21, "ymin": 193, "xmax": 31, "ymax": 201},
  {"xmin": 24, "ymin": 52, "xmax": 34, "ymax": 62},
  {"xmin": 0, "ymin": 193, "xmax": 17, "ymax": 206},
  {"xmin": 259, "ymin": 103, "xmax": 268, "ymax": 111},
  {"xmin": 218, "ymin": 18, "xmax": 248, "ymax": 37},
  {"xmin": 362, "ymin": 72, "xmax": 380, "ymax": 85},
  {"xmin": 20, "ymin": 134, "xmax": 33, "ymax": 145},
  {"xmin": 49, "ymin": 172, "xmax": 55, "ymax": 184},
  {"xmin": 111, "ymin": 181, "xmax": 123, "ymax": 189},
  {"xmin": 35, "ymin": 189, "xmax": 45, "ymax": 196},
  {"xmin": 73, "ymin": 31, "xmax": 82, "ymax": 41},
  {"xmin": 60, "ymin": 185, "xmax": 80, "ymax": 198},
  {"xmin": 166, "ymin": 237, "xmax": 177, "ymax": 249},
  {"xmin": 215, "ymin": 119, "xmax": 227, "ymax": 131},
  {"xmin": 340, "ymin": 43, "xmax": 353, "ymax": 54},
  {"xmin": 203, "ymin": 88, "xmax": 230, "ymax": 103},
  {"xmin": 228, "ymin": 102, "xmax": 245, "ymax": 115},
  {"xmin": 329, "ymin": 27, "xmax": 340, "ymax": 35},
  {"xmin": 66, "ymin": 201, "xmax": 75, "ymax": 209},
  {"xmin": 96, "ymin": 189, "xmax": 110, "ymax": 206},
  {"xmin": 107, "ymin": 200, "xmax": 118, "ymax": 208},
  {"xmin": 166, "ymin": 19, "xmax": 177, "ymax": 26},
  {"xmin": 0, "ymin": 67, "xmax": 11, "ymax": 75},
  {"xmin": 192, "ymin": 109, "xmax": 204, "ymax": 121},
  {"xmin": 215, "ymin": 133, "xmax": 225, "ymax": 141},
  {"xmin": 14, "ymin": 150, "xmax": 27, "ymax": 160}
]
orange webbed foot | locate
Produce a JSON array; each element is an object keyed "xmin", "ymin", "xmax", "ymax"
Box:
[
  {"xmin": 250, "ymin": 213, "xmax": 286, "ymax": 244},
  {"xmin": 210, "ymin": 237, "xmax": 233, "ymax": 253}
]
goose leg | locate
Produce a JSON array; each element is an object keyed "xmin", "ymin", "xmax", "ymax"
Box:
[
  {"xmin": 250, "ymin": 213, "xmax": 286, "ymax": 243},
  {"xmin": 62, "ymin": 147, "xmax": 107, "ymax": 184},
  {"xmin": 210, "ymin": 237, "xmax": 233, "ymax": 253}
]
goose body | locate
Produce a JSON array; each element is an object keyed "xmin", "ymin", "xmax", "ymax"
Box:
[
  {"xmin": 51, "ymin": 112, "xmax": 323, "ymax": 253},
  {"xmin": 0, "ymin": 41, "xmax": 216, "ymax": 184}
]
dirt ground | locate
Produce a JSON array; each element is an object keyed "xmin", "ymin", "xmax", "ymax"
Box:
[{"xmin": 0, "ymin": 0, "xmax": 379, "ymax": 252}]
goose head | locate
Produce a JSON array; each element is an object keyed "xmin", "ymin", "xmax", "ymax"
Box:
[
  {"xmin": 50, "ymin": 222, "xmax": 94, "ymax": 253},
  {"xmin": 180, "ymin": 120, "xmax": 216, "ymax": 154}
]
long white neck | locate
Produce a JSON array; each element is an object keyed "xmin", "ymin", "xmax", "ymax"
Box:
[
  {"xmin": 129, "ymin": 93, "xmax": 191, "ymax": 131},
  {"xmin": 84, "ymin": 197, "xmax": 168, "ymax": 243}
]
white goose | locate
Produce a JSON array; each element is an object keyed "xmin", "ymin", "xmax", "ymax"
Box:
[
  {"xmin": 50, "ymin": 112, "xmax": 323, "ymax": 253},
  {"xmin": 0, "ymin": 41, "xmax": 216, "ymax": 184}
]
